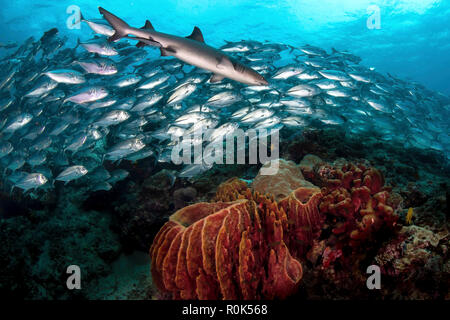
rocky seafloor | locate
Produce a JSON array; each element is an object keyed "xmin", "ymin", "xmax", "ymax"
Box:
[{"xmin": 0, "ymin": 126, "xmax": 448, "ymax": 300}]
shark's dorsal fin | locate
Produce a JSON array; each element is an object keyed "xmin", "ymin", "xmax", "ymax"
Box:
[
  {"xmin": 140, "ymin": 20, "xmax": 154, "ymax": 30},
  {"xmin": 186, "ymin": 27, "xmax": 204, "ymax": 43}
]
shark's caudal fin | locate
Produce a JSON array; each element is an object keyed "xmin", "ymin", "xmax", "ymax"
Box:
[{"xmin": 98, "ymin": 7, "xmax": 130, "ymax": 42}]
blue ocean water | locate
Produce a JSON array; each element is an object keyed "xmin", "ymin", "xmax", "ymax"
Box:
[
  {"xmin": 1, "ymin": 0, "xmax": 449, "ymax": 95},
  {"xmin": 1, "ymin": 0, "xmax": 450, "ymax": 301}
]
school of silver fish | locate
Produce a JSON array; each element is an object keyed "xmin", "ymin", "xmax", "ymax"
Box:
[{"xmin": 0, "ymin": 13, "xmax": 449, "ymax": 196}]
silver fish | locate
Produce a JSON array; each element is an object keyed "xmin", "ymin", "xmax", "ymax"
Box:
[
  {"xmin": 286, "ymin": 84, "xmax": 321, "ymax": 98},
  {"xmin": 65, "ymin": 86, "xmax": 109, "ymax": 104},
  {"xmin": 272, "ymin": 65, "xmax": 305, "ymax": 79},
  {"xmin": 108, "ymin": 169, "xmax": 129, "ymax": 183},
  {"xmin": 27, "ymin": 151, "xmax": 47, "ymax": 167},
  {"xmin": 206, "ymin": 91, "xmax": 242, "ymax": 107},
  {"xmin": 114, "ymin": 74, "xmax": 142, "ymax": 87},
  {"xmin": 131, "ymin": 94, "xmax": 163, "ymax": 112},
  {"xmin": 14, "ymin": 173, "xmax": 48, "ymax": 192},
  {"xmin": 167, "ymin": 83, "xmax": 197, "ymax": 104},
  {"xmin": 125, "ymin": 148, "xmax": 154, "ymax": 162},
  {"xmin": 81, "ymin": 13, "xmax": 115, "ymax": 37},
  {"xmin": 2, "ymin": 113, "xmax": 33, "ymax": 133},
  {"xmin": 65, "ymin": 133, "xmax": 87, "ymax": 153},
  {"xmin": 95, "ymin": 110, "xmax": 130, "ymax": 127},
  {"xmin": 319, "ymin": 70, "xmax": 351, "ymax": 82},
  {"xmin": 0, "ymin": 142, "xmax": 14, "ymax": 159},
  {"xmin": 90, "ymin": 181, "xmax": 112, "ymax": 192},
  {"xmin": 105, "ymin": 138, "xmax": 145, "ymax": 161},
  {"xmin": 55, "ymin": 165, "xmax": 88, "ymax": 184},
  {"xmin": 138, "ymin": 73, "xmax": 170, "ymax": 90},
  {"xmin": 79, "ymin": 40, "xmax": 118, "ymax": 56},
  {"xmin": 44, "ymin": 69, "xmax": 85, "ymax": 84},
  {"xmin": 25, "ymin": 78, "xmax": 58, "ymax": 97},
  {"xmin": 241, "ymin": 108, "xmax": 274, "ymax": 123},
  {"xmin": 76, "ymin": 59, "xmax": 117, "ymax": 75}
]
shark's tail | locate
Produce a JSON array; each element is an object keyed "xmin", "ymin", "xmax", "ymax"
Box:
[{"xmin": 98, "ymin": 7, "xmax": 130, "ymax": 42}]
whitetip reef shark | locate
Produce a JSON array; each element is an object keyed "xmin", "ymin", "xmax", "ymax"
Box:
[{"xmin": 98, "ymin": 7, "xmax": 268, "ymax": 86}]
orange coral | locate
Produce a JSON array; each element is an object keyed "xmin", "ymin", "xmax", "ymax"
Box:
[
  {"xmin": 214, "ymin": 177, "xmax": 249, "ymax": 202},
  {"xmin": 279, "ymin": 187, "xmax": 324, "ymax": 257},
  {"xmin": 299, "ymin": 154, "xmax": 324, "ymax": 181},
  {"xmin": 318, "ymin": 162, "xmax": 398, "ymax": 249},
  {"xmin": 150, "ymin": 157, "xmax": 399, "ymax": 299},
  {"xmin": 252, "ymin": 159, "xmax": 315, "ymax": 201},
  {"xmin": 150, "ymin": 198, "xmax": 303, "ymax": 300}
]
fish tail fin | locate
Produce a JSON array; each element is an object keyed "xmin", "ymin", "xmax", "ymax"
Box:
[
  {"xmin": 75, "ymin": 37, "xmax": 81, "ymax": 50},
  {"xmin": 98, "ymin": 7, "xmax": 130, "ymax": 42}
]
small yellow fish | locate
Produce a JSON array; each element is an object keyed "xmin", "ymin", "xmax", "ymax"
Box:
[{"xmin": 406, "ymin": 207, "xmax": 414, "ymax": 225}]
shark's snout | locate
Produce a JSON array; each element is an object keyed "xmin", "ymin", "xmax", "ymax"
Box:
[
  {"xmin": 258, "ymin": 76, "xmax": 269, "ymax": 86},
  {"xmin": 252, "ymin": 73, "xmax": 268, "ymax": 86}
]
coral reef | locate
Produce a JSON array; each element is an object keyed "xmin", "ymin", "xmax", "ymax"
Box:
[
  {"xmin": 173, "ymin": 187, "xmax": 197, "ymax": 210},
  {"xmin": 299, "ymin": 154, "xmax": 325, "ymax": 181},
  {"xmin": 149, "ymin": 153, "xmax": 441, "ymax": 300},
  {"xmin": 289, "ymin": 157, "xmax": 404, "ymax": 298},
  {"xmin": 0, "ymin": 188, "xmax": 121, "ymax": 299},
  {"xmin": 1, "ymin": 123, "xmax": 448, "ymax": 300},
  {"xmin": 214, "ymin": 177, "xmax": 249, "ymax": 202},
  {"xmin": 316, "ymin": 161, "xmax": 399, "ymax": 251},
  {"xmin": 150, "ymin": 160, "xmax": 327, "ymax": 300},
  {"xmin": 252, "ymin": 159, "xmax": 315, "ymax": 201},
  {"xmin": 374, "ymin": 225, "xmax": 449, "ymax": 299},
  {"xmin": 150, "ymin": 198, "xmax": 303, "ymax": 299},
  {"xmin": 110, "ymin": 169, "xmax": 184, "ymax": 252}
]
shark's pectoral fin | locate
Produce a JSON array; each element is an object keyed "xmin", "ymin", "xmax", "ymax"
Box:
[
  {"xmin": 160, "ymin": 46, "xmax": 177, "ymax": 57},
  {"xmin": 186, "ymin": 26, "xmax": 205, "ymax": 43},
  {"xmin": 109, "ymin": 32, "xmax": 125, "ymax": 43},
  {"xmin": 216, "ymin": 57, "xmax": 224, "ymax": 69},
  {"xmin": 216, "ymin": 56, "xmax": 232, "ymax": 70},
  {"xmin": 209, "ymin": 74, "xmax": 224, "ymax": 83},
  {"xmin": 140, "ymin": 20, "xmax": 155, "ymax": 31}
]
